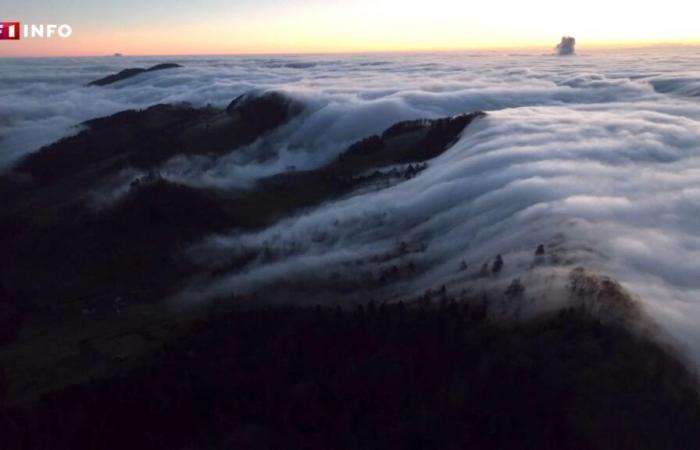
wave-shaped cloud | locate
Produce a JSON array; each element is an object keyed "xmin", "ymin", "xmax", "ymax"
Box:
[
  {"xmin": 0, "ymin": 50, "xmax": 667, "ymax": 172},
  {"xmin": 186, "ymin": 102, "xmax": 700, "ymax": 363},
  {"xmin": 4, "ymin": 48, "xmax": 700, "ymax": 364}
]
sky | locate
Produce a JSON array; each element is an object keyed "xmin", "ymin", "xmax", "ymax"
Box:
[{"xmin": 1, "ymin": 0, "xmax": 700, "ymax": 57}]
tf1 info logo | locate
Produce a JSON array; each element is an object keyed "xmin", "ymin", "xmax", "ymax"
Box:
[{"xmin": 0, "ymin": 22, "xmax": 73, "ymax": 40}]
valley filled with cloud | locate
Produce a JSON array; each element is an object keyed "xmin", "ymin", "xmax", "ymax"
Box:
[
  {"xmin": 3, "ymin": 49, "xmax": 700, "ymax": 363},
  {"xmin": 4, "ymin": 45, "xmax": 700, "ymax": 449}
]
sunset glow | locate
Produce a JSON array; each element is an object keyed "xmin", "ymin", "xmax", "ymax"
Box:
[{"xmin": 1, "ymin": 0, "xmax": 700, "ymax": 57}]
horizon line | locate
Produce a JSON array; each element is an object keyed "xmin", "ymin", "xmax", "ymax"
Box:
[{"xmin": 2, "ymin": 41, "xmax": 699, "ymax": 59}]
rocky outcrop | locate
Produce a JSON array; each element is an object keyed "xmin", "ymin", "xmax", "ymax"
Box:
[
  {"xmin": 86, "ymin": 63, "xmax": 182, "ymax": 87},
  {"xmin": 555, "ymin": 36, "xmax": 576, "ymax": 56}
]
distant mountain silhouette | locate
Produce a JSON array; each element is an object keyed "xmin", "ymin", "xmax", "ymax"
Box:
[
  {"xmin": 87, "ymin": 63, "xmax": 182, "ymax": 86},
  {"xmin": 556, "ymin": 36, "xmax": 576, "ymax": 55}
]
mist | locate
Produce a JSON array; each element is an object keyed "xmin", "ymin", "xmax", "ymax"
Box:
[
  {"xmin": 182, "ymin": 102, "xmax": 700, "ymax": 357},
  {"xmin": 4, "ymin": 47, "xmax": 700, "ymax": 364}
]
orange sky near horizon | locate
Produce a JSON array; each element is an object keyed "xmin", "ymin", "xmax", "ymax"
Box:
[{"xmin": 1, "ymin": 0, "xmax": 699, "ymax": 57}]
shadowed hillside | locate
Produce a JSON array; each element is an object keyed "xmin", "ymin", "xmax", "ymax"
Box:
[
  {"xmin": 1, "ymin": 301, "xmax": 699, "ymax": 450},
  {"xmin": 3, "ymin": 83, "xmax": 700, "ymax": 450},
  {"xmin": 1, "ymin": 92, "xmax": 481, "ymax": 312}
]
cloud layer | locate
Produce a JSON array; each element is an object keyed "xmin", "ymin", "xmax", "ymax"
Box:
[
  {"xmin": 4, "ymin": 48, "xmax": 690, "ymax": 172},
  {"xmin": 3, "ymin": 47, "xmax": 700, "ymax": 363}
]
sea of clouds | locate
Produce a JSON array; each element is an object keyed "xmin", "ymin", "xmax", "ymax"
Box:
[{"xmin": 2, "ymin": 47, "xmax": 700, "ymax": 361}]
